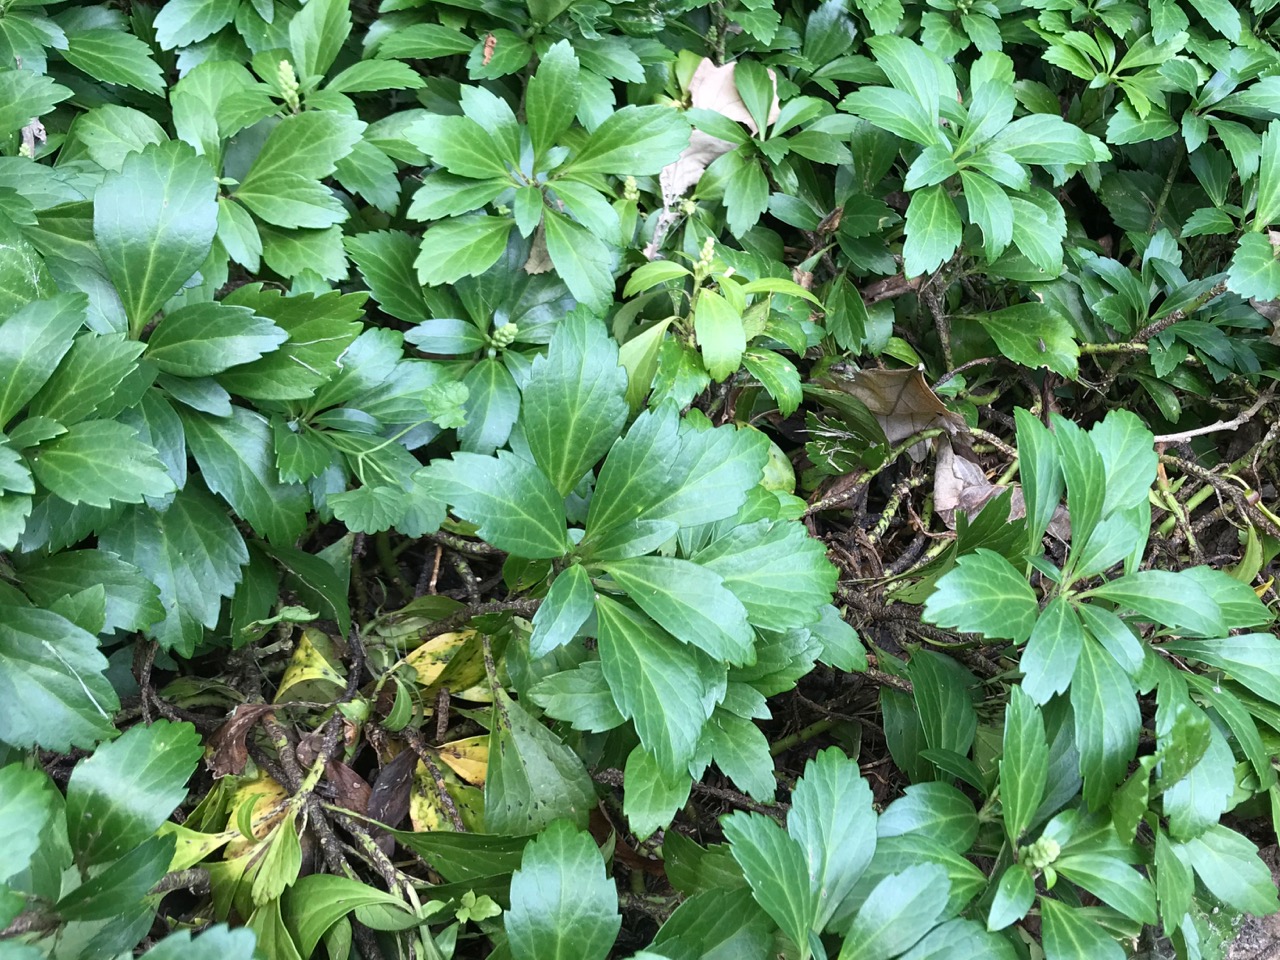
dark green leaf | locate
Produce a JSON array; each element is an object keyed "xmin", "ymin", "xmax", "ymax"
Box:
[
  {"xmin": 838, "ymin": 864, "xmax": 949, "ymax": 960},
  {"xmin": 522, "ymin": 310, "xmax": 628, "ymax": 495},
  {"xmin": 0, "ymin": 293, "xmax": 86, "ymax": 428},
  {"xmin": 565, "ymin": 105, "xmax": 690, "ymax": 177},
  {"xmin": 182, "ymin": 407, "xmax": 310, "ymax": 544},
  {"xmin": 18, "ymin": 550, "xmax": 163, "ymax": 634},
  {"xmin": 595, "ymin": 594, "xmax": 719, "ymax": 775},
  {"xmin": 987, "ymin": 865, "xmax": 1034, "ymax": 931},
  {"xmin": 923, "ymin": 548, "xmax": 1038, "ymax": 642},
  {"xmin": 1071, "ymin": 636, "xmax": 1139, "ymax": 809},
  {"xmin": 1039, "ymin": 897, "xmax": 1125, "ymax": 960},
  {"xmin": 65, "ymin": 718, "xmax": 201, "ymax": 866},
  {"xmin": 29, "ymin": 420, "xmax": 176, "ymax": 507},
  {"xmin": 506, "ymin": 820, "xmax": 620, "ymax": 960},
  {"xmin": 723, "ymin": 811, "xmax": 816, "ymax": 956},
  {"xmin": 147, "ymin": 302, "xmax": 286, "ymax": 377},
  {"xmin": 99, "ymin": 483, "xmax": 248, "ymax": 656},
  {"xmin": 484, "ymin": 688, "xmax": 597, "ymax": 835},
  {"xmin": 94, "ymin": 142, "xmax": 218, "ymax": 335},
  {"xmin": 418, "ymin": 451, "xmax": 570, "ymax": 559},
  {"xmin": 1001, "ymin": 686, "xmax": 1048, "ymax": 845}
]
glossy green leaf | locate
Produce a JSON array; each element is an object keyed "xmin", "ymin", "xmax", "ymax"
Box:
[
  {"xmin": 789, "ymin": 747, "xmax": 876, "ymax": 931},
  {"xmin": 65, "ymin": 719, "xmax": 200, "ymax": 866},
  {"xmin": 838, "ymin": 864, "xmax": 949, "ymax": 960},
  {"xmin": 522, "ymin": 311, "xmax": 628, "ymax": 495},
  {"xmin": 418, "ymin": 451, "xmax": 570, "ymax": 558},
  {"xmin": 99, "ymin": 483, "xmax": 248, "ymax": 656},
  {"xmin": 903, "ymin": 184, "xmax": 960, "ymax": 277},
  {"xmin": 1021, "ymin": 596, "xmax": 1085, "ymax": 704},
  {"xmin": 484, "ymin": 687, "xmax": 597, "ymax": 835},
  {"xmin": 565, "ymin": 105, "xmax": 690, "ymax": 176},
  {"xmin": 529, "ymin": 564, "xmax": 596, "ymax": 658},
  {"xmin": 601, "ymin": 555, "xmax": 754, "ymax": 664},
  {"xmin": 146, "ymin": 302, "xmax": 286, "ymax": 377},
  {"xmin": 923, "ymin": 548, "xmax": 1038, "ymax": 642},
  {"xmin": 0, "ymin": 764, "xmax": 58, "ymax": 883},
  {"xmin": 1000, "ymin": 686, "xmax": 1048, "ymax": 845},
  {"xmin": 29, "ymin": 420, "xmax": 175, "ymax": 508},
  {"xmin": 93, "ymin": 141, "xmax": 218, "ymax": 335},
  {"xmin": 506, "ymin": 820, "xmax": 621, "ymax": 960},
  {"xmin": 1039, "ymin": 897, "xmax": 1125, "ymax": 960},
  {"xmin": 182, "ymin": 407, "xmax": 309, "ymax": 544},
  {"xmin": 1071, "ymin": 636, "xmax": 1139, "ymax": 809},
  {"xmin": 987, "ymin": 865, "xmax": 1034, "ymax": 931},
  {"xmin": 0, "ymin": 293, "xmax": 86, "ymax": 429},
  {"xmin": 723, "ymin": 811, "xmax": 816, "ymax": 958},
  {"xmin": 595, "ymin": 594, "xmax": 720, "ymax": 775}
]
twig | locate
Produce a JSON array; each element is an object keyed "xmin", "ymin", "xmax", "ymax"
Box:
[{"xmin": 1151, "ymin": 393, "xmax": 1270, "ymax": 445}]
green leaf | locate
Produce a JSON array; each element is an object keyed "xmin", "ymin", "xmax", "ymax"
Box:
[
  {"xmin": 94, "ymin": 141, "xmax": 218, "ymax": 335},
  {"xmin": 282, "ymin": 876, "xmax": 417, "ymax": 958},
  {"xmin": 0, "ymin": 67, "xmax": 71, "ymax": 134},
  {"xmin": 623, "ymin": 746, "xmax": 693, "ymax": 840},
  {"xmin": 1177, "ymin": 825, "xmax": 1280, "ymax": 916},
  {"xmin": 18, "ymin": 550, "xmax": 163, "ymax": 634},
  {"xmin": 693, "ymin": 519, "xmax": 838, "ymax": 632},
  {"xmin": 1000, "ymin": 686, "xmax": 1048, "ymax": 845},
  {"xmin": 147, "ymin": 302, "xmax": 287, "ymax": 377},
  {"xmin": 0, "ymin": 605, "xmax": 118, "ymax": 750},
  {"xmin": 840, "ymin": 87, "xmax": 941, "ymax": 147},
  {"xmin": 1081, "ymin": 570, "xmax": 1224, "ymax": 637},
  {"xmin": 522, "ymin": 311, "xmax": 628, "ymax": 495},
  {"xmin": 216, "ymin": 288, "xmax": 364, "ymax": 401},
  {"xmin": 416, "ymin": 216, "xmax": 513, "ymax": 286},
  {"xmin": 1014, "ymin": 409, "xmax": 1065, "ymax": 554},
  {"xmin": 418, "ymin": 451, "xmax": 570, "ymax": 559},
  {"xmin": 153, "ymin": 0, "xmax": 239, "ymax": 48},
  {"xmin": 99, "ymin": 483, "xmax": 248, "ymax": 656},
  {"xmin": 27, "ymin": 333, "xmax": 145, "ymax": 426},
  {"xmin": 987, "ymin": 865, "xmax": 1034, "ymax": 931},
  {"xmin": 565, "ymin": 105, "xmax": 690, "ymax": 176},
  {"xmin": 484, "ymin": 687, "xmax": 597, "ymax": 835},
  {"xmin": 1021, "ymin": 596, "xmax": 1085, "ymax": 704},
  {"xmin": 409, "ymin": 114, "xmax": 511, "ymax": 180},
  {"xmin": 989, "ymin": 114, "xmax": 1103, "ymax": 166},
  {"xmin": 530, "ymin": 661, "xmax": 625, "ymax": 733},
  {"xmin": 1072, "ymin": 636, "xmax": 1139, "ymax": 809},
  {"xmin": 694, "ymin": 289, "xmax": 747, "ymax": 382},
  {"xmin": 344, "ymin": 231, "xmax": 430, "ymax": 323},
  {"xmin": 744, "ymin": 348, "xmax": 803, "ymax": 415},
  {"xmin": 707, "ymin": 711, "xmax": 774, "ymax": 801},
  {"xmin": 838, "ymin": 864, "xmax": 949, "ymax": 960},
  {"xmin": 458, "ymin": 357, "xmax": 520, "ymax": 454},
  {"xmin": 975, "ymin": 303, "xmax": 1079, "ymax": 377},
  {"xmin": 1186, "ymin": 0, "xmax": 1241, "ymax": 40},
  {"xmin": 714, "ymin": 148, "xmax": 771, "ymax": 238},
  {"xmin": 288, "ymin": 0, "xmax": 351, "ymax": 80},
  {"xmin": 908, "ymin": 650, "xmax": 977, "ymax": 759},
  {"xmin": 789, "ymin": 747, "xmax": 876, "ymax": 931},
  {"xmin": 0, "ymin": 764, "xmax": 58, "ymax": 883},
  {"xmin": 1164, "ymin": 633, "xmax": 1280, "ymax": 704},
  {"xmin": 29, "ymin": 420, "xmax": 176, "ymax": 507},
  {"xmin": 183, "ymin": 407, "xmax": 310, "ymax": 544},
  {"xmin": 543, "ymin": 209, "xmax": 616, "ymax": 312},
  {"xmin": 56, "ymin": 832, "xmax": 173, "ymax": 921},
  {"xmin": 142, "ymin": 926, "xmax": 258, "ymax": 960},
  {"xmin": 235, "ymin": 112, "xmax": 364, "ymax": 227},
  {"xmin": 1051, "ymin": 415, "xmax": 1106, "ymax": 562},
  {"xmin": 923, "ymin": 548, "xmax": 1037, "ymax": 642},
  {"xmin": 527, "ymin": 40, "xmax": 581, "ymax": 160},
  {"xmin": 723, "ymin": 811, "xmax": 816, "ymax": 958},
  {"xmin": 1055, "ymin": 853, "xmax": 1156, "ymax": 924},
  {"xmin": 958, "ymin": 171, "xmax": 1013, "ymax": 260},
  {"xmin": 326, "ymin": 60, "xmax": 425, "ymax": 94},
  {"xmin": 903, "ymin": 184, "xmax": 961, "ymax": 277},
  {"xmin": 63, "ymin": 28, "xmax": 163, "ymax": 95},
  {"xmin": 595, "ymin": 594, "xmax": 720, "ymax": 775},
  {"xmin": 876, "ymin": 782, "xmax": 979, "ymax": 852},
  {"xmin": 1039, "ymin": 898, "xmax": 1125, "ymax": 960},
  {"xmin": 529, "ymin": 565, "xmax": 596, "ymax": 659},
  {"xmin": 0, "ymin": 293, "xmax": 86, "ymax": 429},
  {"xmin": 1227, "ymin": 233, "xmax": 1280, "ymax": 300},
  {"xmin": 1089, "ymin": 409, "xmax": 1157, "ymax": 516},
  {"xmin": 506, "ymin": 820, "xmax": 621, "ymax": 960},
  {"xmin": 601, "ymin": 556, "xmax": 754, "ymax": 664}
]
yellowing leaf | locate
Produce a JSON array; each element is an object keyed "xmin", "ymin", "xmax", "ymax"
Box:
[
  {"xmin": 400, "ymin": 629, "xmax": 476, "ymax": 687},
  {"xmin": 224, "ymin": 775, "xmax": 289, "ymax": 859},
  {"xmin": 437, "ymin": 735, "xmax": 489, "ymax": 785},
  {"xmin": 274, "ymin": 627, "xmax": 346, "ymax": 703}
]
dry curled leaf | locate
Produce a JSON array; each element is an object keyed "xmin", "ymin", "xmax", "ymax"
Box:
[{"xmin": 206, "ymin": 703, "xmax": 276, "ymax": 778}]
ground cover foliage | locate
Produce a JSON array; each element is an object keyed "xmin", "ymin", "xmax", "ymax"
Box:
[{"xmin": 4, "ymin": 0, "xmax": 1280, "ymax": 957}]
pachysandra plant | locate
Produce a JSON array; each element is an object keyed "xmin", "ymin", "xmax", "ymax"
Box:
[{"xmin": 4, "ymin": 0, "xmax": 1280, "ymax": 957}]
